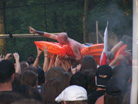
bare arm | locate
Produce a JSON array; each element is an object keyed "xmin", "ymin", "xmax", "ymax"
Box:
[
  {"xmin": 13, "ymin": 53, "xmax": 21, "ymax": 74},
  {"xmin": 71, "ymin": 45, "xmax": 82, "ymax": 63},
  {"xmin": 43, "ymin": 46, "xmax": 49, "ymax": 72},
  {"xmin": 55, "ymin": 55, "xmax": 61, "ymax": 67},
  {"xmin": 5, "ymin": 53, "xmax": 13, "ymax": 60},
  {"xmin": 29, "ymin": 26, "xmax": 57, "ymax": 40},
  {"xmin": 48, "ymin": 54, "xmax": 55, "ymax": 69},
  {"xmin": 33, "ymin": 46, "xmax": 42, "ymax": 68},
  {"xmin": 109, "ymin": 54, "xmax": 124, "ymax": 66}
]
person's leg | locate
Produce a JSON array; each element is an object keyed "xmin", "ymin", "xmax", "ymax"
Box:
[{"xmin": 111, "ymin": 35, "xmax": 132, "ymax": 55}]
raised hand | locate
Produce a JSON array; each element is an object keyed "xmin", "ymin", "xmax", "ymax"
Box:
[
  {"xmin": 37, "ymin": 46, "xmax": 42, "ymax": 57},
  {"xmin": 29, "ymin": 26, "xmax": 36, "ymax": 34},
  {"xmin": 13, "ymin": 52, "xmax": 20, "ymax": 61},
  {"xmin": 5, "ymin": 53, "xmax": 13, "ymax": 60}
]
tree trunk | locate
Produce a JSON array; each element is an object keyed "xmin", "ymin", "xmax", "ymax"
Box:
[
  {"xmin": 83, "ymin": 0, "xmax": 88, "ymax": 43},
  {"xmin": 0, "ymin": 0, "xmax": 6, "ymax": 55}
]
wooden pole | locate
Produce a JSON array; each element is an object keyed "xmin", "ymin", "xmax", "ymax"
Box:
[
  {"xmin": 98, "ymin": 31, "xmax": 103, "ymax": 42},
  {"xmin": 96, "ymin": 21, "xmax": 99, "ymax": 43},
  {"xmin": 0, "ymin": 33, "xmax": 59, "ymax": 39},
  {"xmin": 0, "ymin": 0, "xmax": 6, "ymax": 54}
]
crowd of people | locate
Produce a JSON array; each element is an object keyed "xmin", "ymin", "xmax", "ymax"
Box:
[{"xmin": 0, "ymin": 27, "xmax": 132, "ymax": 104}]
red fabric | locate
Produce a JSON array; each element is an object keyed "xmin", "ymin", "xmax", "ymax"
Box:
[{"xmin": 100, "ymin": 52, "xmax": 107, "ymax": 65}]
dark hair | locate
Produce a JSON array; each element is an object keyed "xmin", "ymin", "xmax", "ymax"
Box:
[
  {"xmin": 65, "ymin": 100, "xmax": 88, "ymax": 104},
  {"xmin": 45, "ymin": 67, "xmax": 66, "ymax": 81},
  {"xmin": 21, "ymin": 70, "xmax": 38, "ymax": 87},
  {"xmin": 42, "ymin": 78, "xmax": 68, "ymax": 104},
  {"xmin": 70, "ymin": 72, "xmax": 88, "ymax": 91},
  {"xmin": 37, "ymin": 68, "xmax": 45, "ymax": 85},
  {"xmin": 20, "ymin": 61, "xmax": 29, "ymax": 73},
  {"xmin": 27, "ymin": 66, "xmax": 38, "ymax": 73},
  {"xmin": 0, "ymin": 91, "xmax": 23, "ymax": 104},
  {"xmin": 14, "ymin": 85, "xmax": 43, "ymax": 102},
  {"xmin": 81, "ymin": 69, "xmax": 96, "ymax": 94},
  {"xmin": 12, "ymin": 99, "xmax": 42, "ymax": 104},
  {"xmin": 80, "ymin": 55, "xmax": 97, "ymax": 73},
  {"xmin": 0, "ymin": 60, "xmax": 15, "ymax": 83},
  {"xmin": 12, "ymin": 73, "xmax": 22, "ymax": 90},
  {"xmin": 104, "ymin": 93, "xmax": 125, "ymax": 104},
  {"xmin": 27, "ymin": 54, "xmax": 34, "ymax": 65}
]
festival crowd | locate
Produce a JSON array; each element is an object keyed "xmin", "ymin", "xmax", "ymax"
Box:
[{"xmin": 0, "ymin": 27, "xmax": 132, "ymax": 104}]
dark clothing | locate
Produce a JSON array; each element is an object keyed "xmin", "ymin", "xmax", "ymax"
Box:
[{"xmin": 88, "ymin": 90, "xmax": 105, "ymax": 104}]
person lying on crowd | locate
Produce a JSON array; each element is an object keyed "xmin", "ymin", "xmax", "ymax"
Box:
[{"xmin": 29, "ymin": 26, "xmax": 85, "ymax": 63}]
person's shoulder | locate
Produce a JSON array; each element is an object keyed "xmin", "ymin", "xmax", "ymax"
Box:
[
  {"xmin": 88, "ymin": 90, "xmax": 105, "ymax": 99},
  {"xmin": 95, "ymin": 95, "xmax": 104, "ymax": 104}
]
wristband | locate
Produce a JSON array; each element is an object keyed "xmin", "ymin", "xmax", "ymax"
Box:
[{"xmin": 36, "ymin": 30, "xmax": 44, "ymax": 36}]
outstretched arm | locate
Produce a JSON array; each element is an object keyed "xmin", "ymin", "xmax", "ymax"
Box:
[
  {"xmin": 43, "ymin": 46, "xmax": 49, "ymax": 72},
  {"xmin": 29, "ymin": 26, "xmax": 57, "ymax": 40}
]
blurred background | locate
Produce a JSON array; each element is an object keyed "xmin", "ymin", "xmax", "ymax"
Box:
[{"xmin": 0, "ymin": 0, "xmax": 132, "ymax": 63}]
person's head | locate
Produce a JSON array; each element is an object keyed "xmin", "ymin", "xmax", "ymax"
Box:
[
  {"xmin": 96, "ymin": 65, "xmax": 112, "ymax": 88},
  {"xmin": 26, "ymin": 66, "xmax": 38, "ymax": 74},
  {"xmin": 20, "ymin": 61, "xmax": 29, "ymax": 73},
  {"xmin": 42, "ymin": 78, "xmax": 68, "ymax": 104},
  {"xmin": 14, "ymin": 85, "xmax": 43, "ymax": 102},
  {"xmin": 37, "ymin": 68, "xmax": 45, "ymax": 85},
  {"xmin": 80, "ymin": 55, "xmax": 97, "ymax": 73},
  {"xmin": 21, "ymin": 70, "xmax": 38, "ymax": 88},
  {"xmin": 55, "ymin": 85, "xmax": 88, "ymax": 104},
  {"xmin": 105, "ymin": 77, "xmax": 129, "ymax": 104},
  {"xmin": 70, "ymin": 72, "xmax": 88, "ymax": 91},
  {"xmin": 45, "ymin": 67, "xmax": 66, "ymax": 82},
  {"xmin": 57, "ymin": 32, "xmax": 68, "ymax": 45},
  {"xmin": 0, "ymin": 60, "xmax": 15, "ymax": 84},
  {"xmin": 27, "ymin": 54, "xmax": 34, "ymax": 65},
  {"xmin": 12, "ymin": 73, "xmax": 22, "ymax": 91}
]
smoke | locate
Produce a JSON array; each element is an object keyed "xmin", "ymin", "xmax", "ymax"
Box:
[{"xmin": 87, "ymin": 1, "xmax": 132, "ymax": 38}]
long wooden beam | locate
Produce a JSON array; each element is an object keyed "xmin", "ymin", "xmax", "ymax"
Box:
[{"xmin": 0, "ymin": 33, "xmax": 59, "ymax": 38}]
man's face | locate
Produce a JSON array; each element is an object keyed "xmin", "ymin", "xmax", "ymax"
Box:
[{"xmin": 28, "ymin": 56, "xmax": 34, "ymax": 63}]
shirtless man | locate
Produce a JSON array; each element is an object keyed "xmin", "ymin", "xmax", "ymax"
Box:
[{"xmin": 29, "ymin": 26, "xmax": 85, "ymax": 62}]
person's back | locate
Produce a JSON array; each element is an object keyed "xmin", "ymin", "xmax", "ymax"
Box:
[
  {"xmin": 69, "ymin": 38, "xmax": 85, "ymax": 50},
  {"xmin": 42, "ymin": 78, "xmax": 68, "ymax": 104},
  {"xmin": 21, "ymin": 70, "xmax": 38, "ymax": 88}
]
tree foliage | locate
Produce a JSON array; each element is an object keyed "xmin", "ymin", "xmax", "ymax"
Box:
[{"xmin": 1, "ymin": 0, "xmax": 132, "ymax": 63}]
